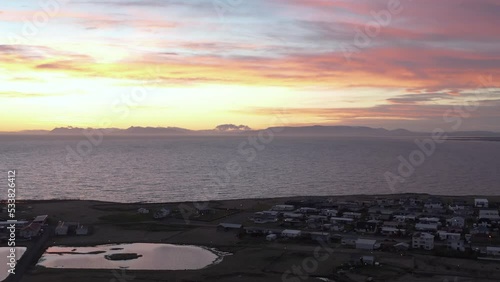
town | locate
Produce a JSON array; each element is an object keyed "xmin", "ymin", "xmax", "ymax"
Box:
[{"xmin": 1, "ymin": 194, "xmax": 500, "ymax": 282}]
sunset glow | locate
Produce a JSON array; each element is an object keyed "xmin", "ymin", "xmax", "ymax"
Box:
[{"xmin": 1, "ymin": 0, "xmax": 500, "ymax": 131}]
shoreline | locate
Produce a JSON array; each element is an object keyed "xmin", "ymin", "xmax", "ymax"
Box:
[{"xmin": 6, "ymin": 192, "xmax": 500, "ymax": 205}]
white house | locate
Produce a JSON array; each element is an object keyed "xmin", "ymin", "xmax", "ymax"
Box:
[
  {"xmin": 478, "ymin": 210, "xmax": 500, "ymax": 220},
  {"xmin": 415, "ymin": 223, "xmax": 438, "ymax": 232},
  {"xmin": 281, "ymin": 229, "xmax": 302, "ymax": 238},
  {"xmin": 356, "ymin": 238, "xmax": 377, "ymax": 250},
  {"xmin": 447, "ymin": 216, "xmax": 465, "ymax": 228},
  {"xmin": 475, "ymin": 198, "xmax": 489, "ymax": 208},
  {"xmin": 412, "ymin": 232, "xmax": 434, "ymax": 250}
]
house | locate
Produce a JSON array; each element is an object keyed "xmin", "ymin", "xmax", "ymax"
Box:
[
  {"xmin": 154, "ymin": 208, "xmax": 170, "ymax": 219},
  {"xmin": 393, "ymin": 214, "xmax": 416, "ymax": 222},
  {"xmin": 355, "ymin": 221, "xmax": 378, "ymax": 233},
  {"xmin": 486, "ymin": 246, "xmax": 500, "ymax": 257},
  {"xmin": 217, "ymin": 223, "xmax": 243, "ymax": 231},
  {"xmin": 415, "ymin": 223, "xmax": 438, "ymax": 232},
  {"xmin": 20, "ymin": 223, "xmax": 42, "ymax": 239},
  {"xmin": 437, "ymin": 231, "xmax": 461, "ymax": 241},
  {"xmin": 447, "ymin": 237, "xmax": 466, "ymax": 252},
  {"xmin": 394, "ymin": 242, "xmax": 410, "ymax": 251},
  {"xmin": 343, "ymin": 212, "xmax": 362, "ymax": 219},
  {"xmin": 76, "ymin": 225, "xmax": 89, "ymax": 235},
  {"xmin": 341, "ymin": 236, "xmax": 357, "ymax": 247},
  {"xmin": 251, "ymin": 211, "xmax": 278, "ymax": 223},
  {"xmin": 478, "ymin": 210, "xmax": 500, "ymax": 221},
  {"xmin": 55, "ymin": 221, "xmax": 68, "ymax": 236},
  {"xmin": 283, "ymin": 212, "xmax": 304, "ymax": 219},
  {"xmin": 330, "ymin": 217, "xmax": 354, "ymax": 224},
  {"xmin": 321, "ymin": 209, "xmax": 338, "ymax": 217},
  {"xmin": 297, "ymin": 207, "xmax": 319, "ymax": 214},
  {"xmin": 418, "ymin": 217, "xmax": 441, "ymax": 224},
  {"xmin": 381, "ymin": 227, "xmax": 405, "ymax": 236},
  {"xmin": 412, "ymin": 232, "xmax": 434, "ymax": 250},
  {"xmin": 281, "ymin": 229, "xmax": 302, "ymax": 238},
  {"xmin": 424, "ymin": 200, "xmax": 443, "ymax": 210},
  {"xmin": 272, "ymin": 205, "xmax": 295, "ymax": 211},
  {"xmin": 361, "ymin": 255, "xmax": 375, "ymax": 265},
  {"xmin": 356, "ymin": 238, "xmax": 377, "ymax": 250},
  {"xmin": 33, "ymin": 215, "xmax": 48, "ymax": 225},
  {"xmin": 447, "ymin": 216, "xmax": 465, "ymax": 228},
  {"xmin": 475, "ymin": 198, "xmax": 489, "ymax": 208},
  {"xmin": 266, "ymin": 234, "xmax": 277, "ymax": 241},
  {"xmin": 137, "ymin": 208, "xmax": 149, "ymax": 214},
  {"xmin": 310, "ymin": 232, "xmax": 331, "ymax": 242}
]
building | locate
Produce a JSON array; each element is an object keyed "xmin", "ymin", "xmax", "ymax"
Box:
[
  {"xmin": 355, "ymin": 221, "xmax": 378, "ymax": 233},
  {"xmin": 361, "ymin": 255, "xmax": 375, "ymax": 265},
  {"xmin": 309, "ymin": 232, "xmax": 331, "ymax": 242},
  {"xmin": 251, "ymin": 211, "xmax": 279, "ymax": 223},
  {"xmin": 20, "ymin": 223, "xmax": 42, "ymax": 239},
  {"xmin": 356, "ymin": 238, "xmax": 377, "ymax": 250},
  {"xmin": 272, "ymin": 205, "xmax": 295, "ymax": 211},
  {"xmin": 321, "ymin": 209, "xmax": 338, "ymax": 217},
  {"xmin": 55, "ymin": 221, "xmax": 69, "ymax": 236},
  {"xmin": 33, "ymin": 215, "xmax": 48, "ymax": 225},
  {"xmin": 281, "ymin": 229, "xmax": 302, "ymax": 238},
  {"xmin": 412, "ymin": 232, "xmax": 434, "ymax": 250},
  {"xmin": 478, "ymin": 210, "xmax": 500, "ymax": 220},
  {"xmin": 343, "ymin": 212, "xmax": 362, "ymax": 219},
  {"xmin": 217, "ymin": 223, "xmax": 243, "ymax": 231},
  {"xmin": 475, "ymin": 198, "xmax": 489, "ymax": 208},
  {"xmin": 330, "ymin": 217, "xmax": 354, "ymax": 224},
  {"xmin": 297, "ymin": 207, "xmax": 319, "ymax": 214},
  {"xmin": 447, "ymin": 238, "xmax": 466, "ymax": 252},
  {"xmin": 415, "ymin": 223, "xmax": 438, "ymax": 232},
  {"xmin": 341, "ymin": 236, "xmax": 357, "ymax": 247},
  {"xmin": 447, "ymin": 216, "xmax": 465, "ymax": 228},
  {"xmin": 266, "ymin": 234, "xmax": 277, "ymax": 241},
  {"xmin": 486, "ymin": 246, "xmax": 500, "ymax": 257},
  {"xmin": 75, "ymin": 225, "xmax": 89, "ymax": 235},
  {"xmin": 381, "ymin": 227, "xmax": 405, "ymax": 236}
]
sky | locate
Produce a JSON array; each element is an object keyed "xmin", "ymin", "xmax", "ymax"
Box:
[{"xmin": 1, "ymin": 0, "xmax": 500, "ymax": 132}]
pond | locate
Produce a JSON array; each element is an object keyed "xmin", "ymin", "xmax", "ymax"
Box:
[{"xmin": 37, "ymin": 243, "xmax": 228, "ymax": 270}]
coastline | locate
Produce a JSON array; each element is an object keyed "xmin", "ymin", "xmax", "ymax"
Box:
[{"xmin": 3, "ymin": 193, "xmax": 500, "ymax": 282}]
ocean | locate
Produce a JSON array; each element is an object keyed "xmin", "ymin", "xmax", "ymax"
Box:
[{"xmin": 1, "ymin": 135, "xmax": 499, "ymax": 202}]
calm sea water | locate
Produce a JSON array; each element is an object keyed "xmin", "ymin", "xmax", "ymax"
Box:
[{"xmin": 1, "ymin": 135, "xmax": 499, "ymax": 202}]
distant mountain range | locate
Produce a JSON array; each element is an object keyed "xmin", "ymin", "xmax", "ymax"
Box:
[{"xmin": 3, "ymin": 124, "xmax": 500, "ymax": 137}]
